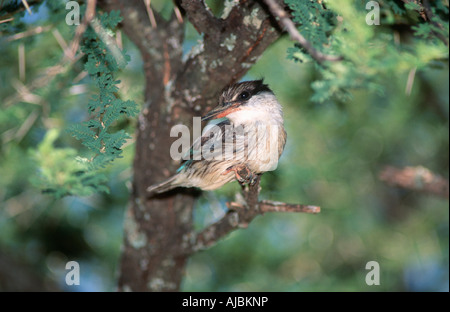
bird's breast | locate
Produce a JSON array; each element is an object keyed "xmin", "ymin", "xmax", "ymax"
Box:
[{"xmin": 244, "ymin": 123, "xmax": 285, "ymax": 173}]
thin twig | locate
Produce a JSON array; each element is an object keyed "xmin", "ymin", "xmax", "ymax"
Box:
[
  {"xmin": 380, "ymin": 165, "xmax": 449, "ymax": 199},
  {"xmin": 173, "ymin": 5, "xmax": 184, "ymax": 23},
  {"xmin": 263, "ymin": 0, "xmax": 343, "ymax": 63},
  {"xmin": 143, "ymin": 0, "xmax": 157, "ymax": 28},
  {"xmin": 405, "ymin": 67, "xmax": 417, "ymax": 96},
  {"xmin": 0, "ymin": 17, "xmax": 14, "ymax": 24},
  {"xmin": 18, "ymin": 43, "xmax": 25, "ymax": 82},
  {"xmin": 116, "ymin": 28, "xmax": 123, "ymax": 50},
  {"xmin": 14, "ymin": 109, "xmax": 40, "ymax": 142},
  {"xmin": 69, "ymin": 0, "xmax": 97, "ymax": 59},
  {"xmin": 7, "ymin": 25, "xmax": 51, "ymax": 42},
  {"xmin": 21, "ymin": 0, "xmax": 32, "ymax": 15},
  {"xmin": 72, "ymin": 70, "xmax": 88, "ymax": 84},
  {"xmin": 52, "ymin": 28, "xmax": 72, "ymax": 60},
  {"xmin": 4, "ymin": 1, "xmax": 94, "ymax": 108},
  {"xmin": 11, "ymin": 79, "xmax": 42, "ymax": 104},
  {"xmin": 90, "ymin": 17, "xmax": 126, "ymax": 67},
  {"xmin": 6, "ymin": 0, "xmax": 122, "ymax": 109},
  {"xmin": 52, "ymin": 29, "xmax": 69, "ymax": 51}
]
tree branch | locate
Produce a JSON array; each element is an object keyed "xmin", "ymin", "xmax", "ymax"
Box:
[
  {"xmin": 379, "ymin": 166, "xmax": 449, "ymax": 199},
  {"xmin": 174, "ymin": 0, "xmax": 284, "ymax": 116},
  {"xmin": 422, "ymin": 0, "xmax": 449, "ymax": 46},
  {"xmin": 259, "ymin": 200, "xmax": 321, "ymax": 214},
  {"xmin": 185, "ymin": 177, "xmax": 320, "ymax": 253},
  {"xmin": 262, "ymin": 0, "xmax": 343, "ymax": 63},
  {"xmin": 98, "ymin": 0, "xmax": 167, "ymax": 61},
  {"xmin": 400, "ymin": 0, "xmax": 448, "ymax": 46},
  {"xmin": 3, "ymin": 0, "xmax": 94, "ymax": 108},
  {"xmin": 69, "ymin": 0, "xmax": 97, "ymax": 59},
  {"xmin": 179, "ymin": 0, "xmax": 221, "ymax": 36}
]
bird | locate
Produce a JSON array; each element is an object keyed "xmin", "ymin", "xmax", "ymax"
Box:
[{"xmin": 146, "ymin": 79, "xmax": 287, "ymax": 195}]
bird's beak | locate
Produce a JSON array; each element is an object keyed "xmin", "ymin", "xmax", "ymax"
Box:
[{"xmin": 201, "ymin": 102, "xmax": 239, "ymax": 122}]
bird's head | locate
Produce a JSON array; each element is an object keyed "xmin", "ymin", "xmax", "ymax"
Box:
[{"xmin": 201, "ymin": 80, "xmax": 283, "ymax": 124}]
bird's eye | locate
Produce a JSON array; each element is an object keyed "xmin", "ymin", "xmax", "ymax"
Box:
[{"xmin": 238, "ymin": 91, "xmax": 250, "ymax": 100}]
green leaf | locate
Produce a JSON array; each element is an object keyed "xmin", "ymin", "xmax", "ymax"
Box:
[{"xmin": 50, "ymin": 10, "xmax": 139, "ymax": 197}]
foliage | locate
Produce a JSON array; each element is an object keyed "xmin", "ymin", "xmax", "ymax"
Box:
[
  {"xmin": 285, "ymin": 0, "xmax": 449, "ymax": 103},
  {"xmin": 68, "ymin": 11, "xmax": 137, "ymax": 188},
  {"xmin": 31, "ymin": 128, "xmax": 109, "ymax": 197},
  {"xmin": 36, "ymin": 9, "xmax": 138, "ymax": 197},
  {"xmin": 0, "ymin": 0, "xmax": 448, "ymax": 292},
  {"xmin": 286, "ymin": 0, "xmax": 336, "ymax": 58},
  {"xmin": 0, "ymin": 0, "xmax": 142, "ymax": 290}
]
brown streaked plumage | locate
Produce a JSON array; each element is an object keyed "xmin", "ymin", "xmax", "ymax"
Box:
[{"xmin": 147, "ymin": 80, "xmax": 287, "ymax": 195}]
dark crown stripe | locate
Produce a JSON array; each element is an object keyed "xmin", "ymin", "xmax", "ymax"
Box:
[{"xmin": 252, "ymin": 79, "xmax": 272, "ymax": 95}]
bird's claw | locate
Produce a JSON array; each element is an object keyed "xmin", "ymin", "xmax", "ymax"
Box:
[{"xmin": 223, "ymin": 165, "xmax": 258, "ymax": 186}]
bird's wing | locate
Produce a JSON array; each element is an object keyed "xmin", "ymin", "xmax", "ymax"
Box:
[{"xmin": 177, "ymin": 119, "xmax": 247, "ymax": 172}]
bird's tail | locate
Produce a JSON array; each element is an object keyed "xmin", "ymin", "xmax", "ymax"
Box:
[{"xmin": 146, "ymin": 175, "xmax": 180, "ymax": 195}]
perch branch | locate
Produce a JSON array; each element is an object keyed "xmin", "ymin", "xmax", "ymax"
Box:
[
  {"xmin": 259, "ymin": 200, "xmax": 321, "ymax": 214},
  {"xmin": 185, "ymin": 176, "xmax": 320, "ymax": 253},
  {"xmin": 379, "ymin": 166, "xmax": 449, "ymax": 199},
  {"xmin": 263, "ymin": 0, "xmax": 343, "ymax": 63}
]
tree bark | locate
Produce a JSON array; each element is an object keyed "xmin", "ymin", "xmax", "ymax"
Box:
[{"xmin": 98, "ymin": 0, "xmax": 283, "ymax": 291}]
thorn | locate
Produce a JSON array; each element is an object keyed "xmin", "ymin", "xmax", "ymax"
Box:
[
  {"xmin": 144, "ymin": 0, "xmax": 157, "ymax": 28},
  {"xmin": 174, "ymin": 5, "xmax": 184, "ymax": 23},
  {"xmin": 21, "ymin": 0, "xmax": 32, "ymax": 15},
  {"xmin": 18, "ymin": 43, "xmax": 25, "ymax": 82}
]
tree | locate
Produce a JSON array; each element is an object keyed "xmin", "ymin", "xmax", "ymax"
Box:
[
  {"xmin": 98, "ymin": 0, "xmax": 305, "ymax": 291},
  {"xmin": 0, "ymin": 0, "xmax": 448, "ymax": 292}
]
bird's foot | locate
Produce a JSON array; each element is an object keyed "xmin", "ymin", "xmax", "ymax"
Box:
[{"xmin": 223, "ymin": 164, "xmax": 258, "ymax": 186}]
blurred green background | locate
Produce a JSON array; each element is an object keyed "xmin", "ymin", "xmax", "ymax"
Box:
[{"xmin": 0, "ymin": 0, "xmax": 448, "ymax": 291}]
